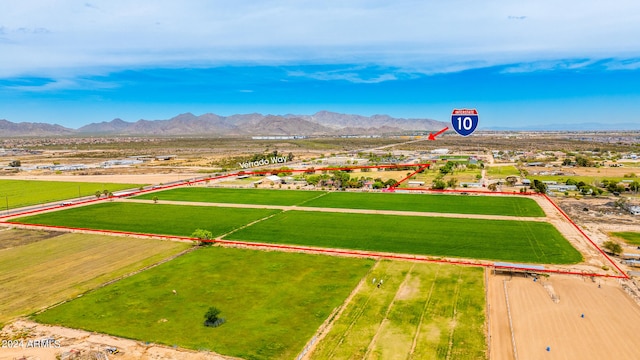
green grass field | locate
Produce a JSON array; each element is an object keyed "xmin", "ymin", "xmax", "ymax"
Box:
[
  {"xmin": 311, "ymin": 261, "xmax": 486, "ymax": 359},
  {"xmin": 0, "ymin": 179, "xmax": 143, "ymax": 209},
  {"xmin": 133, "ymin": 187, "xmax": 545, "ymax": 217},
  {"xmin": 486, "ymin": 165, "xmax": 520, "ymax": 177},
  {"xmin": 133, "ymin": 187, "xmax": 324, "ymax": 206},
  {"xmin": 227, "ymin": 211, "xmax": 582, "ymax": 264},
  {"xmin": 0, "ymin": 232, "xmax": 189, "ymax": 326},
  {"xmin": 304, "ymin": 192, "xmax": 545, "ymax": 217},
  {"xmin": 611, "ymin": 232, "xmax": 640, "ymax": 246},
  {"xmin": 13, "ymin": 202, "xmax": 280, "ymax": 237},
  {"xmin": 34, "ymin": 247, "xmax": 374, "ymax": 360}
]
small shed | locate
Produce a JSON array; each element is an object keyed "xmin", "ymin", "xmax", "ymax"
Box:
[{"xmin": 493, "ymin": 262, "xmax": 545, "ymax": 276}]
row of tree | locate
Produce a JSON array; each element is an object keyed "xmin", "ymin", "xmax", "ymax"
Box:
[
  {"xmin": 95, "ymin": 190, "xmax": 113, "ymax": 198},
  {"xmin": 304, "ymin": 170, "xmax": 398, "ymax": 189}
]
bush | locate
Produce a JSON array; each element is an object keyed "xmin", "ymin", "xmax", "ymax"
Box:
[
  {"xmin": 602, "ymin": 240, "xmax": 623, "ymax": 256},
  {"xmin": 204, "ymin": 306, "xmax": 225, "ymax": 327},
  {"xmin": 192, "ymin": 229, "xmax": 214, "ymax": 246},
  {"xmin": 431, "ymin": 179, "xmax": 446, "ymax": 190}
]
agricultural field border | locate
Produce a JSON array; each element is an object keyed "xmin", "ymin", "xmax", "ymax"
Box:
[{"xmin": 0, "ymin": 163, "xmax": 629, "ymax": 279}]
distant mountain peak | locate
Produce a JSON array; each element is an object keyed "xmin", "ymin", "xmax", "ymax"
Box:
[
  {"xmin": 1, "ymin": 111, "xmax": 449, "ymax": 137},
  {"xmin": 0, "ymin": 119, "xmax": 74, "ymax": 136}
]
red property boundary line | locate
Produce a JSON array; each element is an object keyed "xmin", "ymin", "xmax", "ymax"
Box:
[
  {"xmin": 1, "ymin": 163, "xmax": 429, "ymax": 220},
  {"xmin": 394, "ymin": 188, "xmax": 628, "ymax": 279},
  {"xmin": 2, "ymin": 220, "xmax": 626, "ymax": 279},
  {"xmin": 0, "ymin": 163, "xmax": 628, "ymax": 279},
  {"xmin": 391, "ymin": 164, "xmax": 430, "ymax": 189},
  {"xmin": 542, "ymin": 194, "xmax": 628, "ymax": 278}
]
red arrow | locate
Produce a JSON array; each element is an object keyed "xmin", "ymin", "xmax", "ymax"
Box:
[{"xmin": 428, "ymin": 127, "xmax": 449, "ymax": 141}]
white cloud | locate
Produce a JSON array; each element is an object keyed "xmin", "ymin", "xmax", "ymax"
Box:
[
  {"xmin": 287, "ymin": 67, "xmax": 401, "ymax": 83},
  {"xmin": 6, "ymin": 77, "xmax": 120, "ymax": 92},
  {"xmin": 602, "ymin": 59, "xmax": 640, "ymax": 71},
  {"xmin": 500, "ymin": 59, "xmax": 600, "ymax": 73},
  {"xmin": 1, "ymin": 0, "xmax": 640, "ymax": 79}
]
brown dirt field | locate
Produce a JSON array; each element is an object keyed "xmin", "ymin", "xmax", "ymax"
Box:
[
  {"xmin": 0, "ymin": 173, "xmax": 201, "ymax": 185},
  {"xmin": 0, "ymin": 228, "xmax": 62, "ymax": 250},
  {"xmin": 571, "ymin": 166, "xmax": 639, "ymax": 178},
  {"xmin": 523, "ymin": 165, "xmax": 639, "ymax": 178},
  {"xmin": 532, "ymin": 196, "xmax": 618, "ymax": 275},
  {"xmin": 488, "ymin": 272, "xmax": 640, "ymax": 360},
  {"xmin": 0, "ymin": 320, "xmax": 236, "ymax": 360}
]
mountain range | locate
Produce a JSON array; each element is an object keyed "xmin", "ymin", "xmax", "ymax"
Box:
[{"xmin": 0, "ymin": 111, "xmax": 448, "ymax": 137}]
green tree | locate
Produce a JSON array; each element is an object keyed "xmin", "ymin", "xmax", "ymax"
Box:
[
  {"xmin": 332, "ymin": 171, "xmax": 351, "ymax": 188},
  {"xmin": 384, "ymin": 179, "xmax": 398, "ymax": 188},
  {"xmin": 306, "ymin": 175, "xmax": 321, "ymax": 186},
  {"xmin": 152, "ymin": 196, "xmax": 159, "ymax": 203},
  {"xmin": 447, "ymin": 178, "xmax": 458, "ymax": 189},
  {"xmin": 575, "ymin": 155, "xmax": 593, "ymax": 167},
  {"xmin": 431, "ymin": 179, "xmax": 446, "ymax": 190},
  {"xmin": 532, "ymin": 179, "xmax": 548, "ymax": 193},
  {"xmin": 95, "ymin": 191, "xmax": 102, "ymax": 198},
  {"xmin": 8, "ymin": 160, "xmax": 21, "ymax": 167},
  {"xmin": 602, "ymin": 241, "xmax": 623, "ymax": 256},
  {"xmin": 192, "ymin": 229, "xmax": 213, "ymax": 246}
]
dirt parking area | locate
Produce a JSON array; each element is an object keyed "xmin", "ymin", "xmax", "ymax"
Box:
[{"xmin": 487, "ymin": 272, "xmax": 640, "ymax": 360}]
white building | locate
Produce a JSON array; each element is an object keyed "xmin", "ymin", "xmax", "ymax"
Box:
[
  {"xmin": 431, "ymin": 149, "xmax": 450, "ymax": 155},
  {"xmin": 547, "ymin": 184, "xmax": 578, "ymax": 192},
  {"xmin": 265, "ymin": 175, "xmax": 282, "ymax": 183}
]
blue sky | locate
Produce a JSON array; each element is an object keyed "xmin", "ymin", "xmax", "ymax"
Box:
[{"xmin": 2, "ymin": 1, "xmax": 640, "ymax": 129}]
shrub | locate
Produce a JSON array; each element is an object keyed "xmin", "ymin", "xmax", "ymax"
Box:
[
  {"xmin": 192, "ymin": 229, "xmax": 214, "ymax": 246},
  {"xmin": 204, "ymin": 306, "xmax": 225, "ymax": 327}
]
